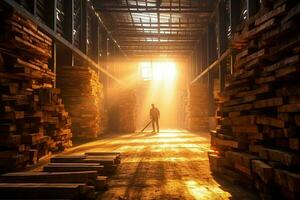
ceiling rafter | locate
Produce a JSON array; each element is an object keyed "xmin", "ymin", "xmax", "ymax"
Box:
[{"xmin": 91, "ymin": 0, "xmax": 216, "ymax": 58}]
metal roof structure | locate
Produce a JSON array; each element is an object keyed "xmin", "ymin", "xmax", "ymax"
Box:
[{"xmin": 92, "ymin": 0, "xmax": 217, "ymax": 59}]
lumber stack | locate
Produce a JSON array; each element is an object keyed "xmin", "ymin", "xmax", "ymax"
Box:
[
  {"xmin": 57, "ymin": 66, "xmax": 105, "ymax": 139},
  {"xmin": 209, "ymin": 1, "xmax": 300, "ymax": 199},
  {"xmin": 48, "ymin": 151, "xmax": 121, "ymax": 174},
  {"xmin": 0, "ymin": 8, "xmax": 72, "ymax": 171},
  {"xmin": 39, "ymin": 88, "xmax": 72, "ymax": 152},
  {"xmin": 118, "ymin": 89, "xmax": 137, "ymax": 132},
  {"xmin": 0, "ymin": 151, "xmax": 120, "ymax": 199},
  {"xmin": 184, "ymin": 83, "xmax": 209, "ymax": 131}
]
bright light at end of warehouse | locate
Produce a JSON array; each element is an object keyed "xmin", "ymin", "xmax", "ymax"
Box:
[{"xmin": 140, "ymin": 61, "xmax": 177, "ymax": 82}]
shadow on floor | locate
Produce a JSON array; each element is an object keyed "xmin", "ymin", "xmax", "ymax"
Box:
[{"xmin": 211, "ymin": 174, "xmax": 259, "ymax": 200}]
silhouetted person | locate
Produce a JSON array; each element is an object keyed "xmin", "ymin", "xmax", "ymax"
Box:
[{"xmin": 150, "ymin": 104, "xmax": 160, "ymax": 133}]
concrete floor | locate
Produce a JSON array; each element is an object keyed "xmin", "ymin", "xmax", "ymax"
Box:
[{"xmin": 66, "ymin": 130, "xmax": 259, "ymax": 200}]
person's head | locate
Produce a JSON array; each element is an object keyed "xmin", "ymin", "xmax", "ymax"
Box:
[{"xmin": 151, "ymin": 104, "xmax": 155, "ymax": 108}]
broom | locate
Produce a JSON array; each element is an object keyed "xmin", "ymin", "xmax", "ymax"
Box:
[{"xmin": 140, "ymin": 120, "xmax": 152, "ymax": 132}]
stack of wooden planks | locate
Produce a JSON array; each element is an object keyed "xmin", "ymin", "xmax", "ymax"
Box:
[
  {"xmin": 209, "ymin": 1, "xmax": 300, "ymax": 199},
  {"xmin": 0, "ymin": 151, "xmax": 120, "ymax": 199},
  {"xmin": 57, "ymin": 66, "xmax": 105, "ymax": 139},
  {"xmin": 0, "ymin": 7, "xmax": 72, "ymax": 171},
  {"xmin": 184, "ymin": 83, "xmax": 209, "ymax": 131},
  {"xmin": 118, "ymin": 89, "xmax": 137, "ymax": 132}
]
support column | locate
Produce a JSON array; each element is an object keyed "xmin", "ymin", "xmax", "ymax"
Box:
[
  {"xmin": 33, "ymin": 0, "xmax": 37, "ymax": 17},
  {"xmin": 90, "ymin": 16, "xmax": 99, "ymax": 63},
  {"xmin": 47, "ymin": 0, "xmax": 57, "ymax": 86},
  {"xmin": 100, "ymin": 30, "xmax": 108, "ymax": 95},
  {"xmin": 207, "ymin": 23, "xmax": 217, "ymax": 116},
  {"xmin": 229, "ymin": 0, "xmax": 241, "ymax": 35},
  {"xmin": 63, "ymin": 0, "xmax": 74, "ymax": 66},
  {"xmin": 229, "ymin": 0, "xmax": 241, "ymax": 74},
  {"xmin": 217, "ymin": 0, "xmax": 228, "ymax": 92},
  {"xmin": 192, "ymin": 52, "xmax": 196, "ymax": 79},
  {"xmin": 247, "ymin": 0, "xmax": 260, "ymax": 18},
  {"xmin": 201, "ymin": 35, "xmax": 208, "ymax": 84},
  {"xmin": 195, "ymin": 43, "xmax": 200, "ymax": 76},
  {"xmin": 80, "ymin": 0, "xmax": 88, "ymax": 54}
]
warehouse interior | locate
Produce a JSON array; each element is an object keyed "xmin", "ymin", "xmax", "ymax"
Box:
[{"xmin": 0, "ymin": 0, "xmax": 299, "ymax": 199}]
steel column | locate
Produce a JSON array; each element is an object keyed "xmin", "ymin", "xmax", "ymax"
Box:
[
  {"xmin": 207, "ymin": 23, "xmax": 217, "ymax": 116},
  {"xmin": 217, "ymin": 0, "xmax": 227, "ymax": 92},
  {"xmin": 229, "ymin": 0, "xmax": 242, "ymax": 74},
  {"xmin": 80, "ymin": 0, "xmax": 88, "ymax": 54},
  {"xmin": 63, "ymin": 0, "xmax": 74, "ymax": 66},
  {"xmin": 247, "ymin": 0, "xmax": 260, "ymax": 18}
]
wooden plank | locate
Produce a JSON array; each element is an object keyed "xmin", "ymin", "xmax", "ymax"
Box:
[
  {"xmin": 259, "ymin": 148, "xmax": 300, "ymax": 167},
  {"xmin": 229, "ymin": 115, "xmax": 256, "ymax": 126},
  {"xmin": 50, "ymin": 155, "xmax": 87, "ymax": 163},
  {"xmin": 0, "ymin": 171, "xmax": 97, "ymax": 183},
  {"xmin": 51, "ymin": 154, "xmax": 119, "ymax": 165},
  {"xmin": 256, "ymin": 116, "xmax": 285, "ymax": 128},
  {"xmin": 0, "ymin": 183, "xmax": 95, "ymax": 199},
  {"xmin": 0, "ymin": 171, "xmax": 108, "ymax": 191},
  {"xmin": 44, "ymin": 162, "xmax": 104, "ymax": 174},
  {"xmin": 85, "ymin": 152, "xmax": 121, "ymax": 156},
  {"xmin": 289, "ymin": 138, "xmax": 300, "ymax": 150},
  {"xmin": 254, "ymin": 97, "xmax": 283, "ymax": 109},
  {"xmin": 232, "ymin": 125, "xmax": 259, "ymax": 133},
  {"xmin": 255, "ymin": 4, "xmax": 286, "ymax": 26},
  {"xmin": 84, "ymin": 157, "xmax": 115, "ymax": 165},
  {"xmin": 251, "ymin": 160, "xmax": 273, "ymax": 184},
  {"xmin": 274, "ymin": 169, "xmax": 300, "ymax": 197},
  {"xmin": 211, "ymin": 135, "xmax": 246, "ymax": 150},
  {"xmin": 278, "ymin": 103, "xmax": 300, "ymax": 112}
]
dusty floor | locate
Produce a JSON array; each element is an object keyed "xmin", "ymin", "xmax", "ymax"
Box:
[{"xmin": 66, "ymin": 130, "xmax": 258, "ymax": 200}]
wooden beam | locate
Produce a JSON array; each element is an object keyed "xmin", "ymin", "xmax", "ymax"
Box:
[
  {"xmin": 114, "ymin": 22, "xmax": 208, "ymax": 25},
  {"xmin": 114, "ymin": 33, "xmax": 202, "ymax": 38},
  {"xmin": 119, "ymin": 41, "xmax": 194, "ymax": 46},
  {"xmin": 190, "ymin": 48, "xmax": 231, "ymax": 84},
  {"xmin": 114, "ymin": 27, "xmax": 205, "ymax": 31}
]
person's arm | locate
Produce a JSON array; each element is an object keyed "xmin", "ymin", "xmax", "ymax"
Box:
[{"xmin": 158, "ymin": 109, "xmax": 160, "ymax": 118}]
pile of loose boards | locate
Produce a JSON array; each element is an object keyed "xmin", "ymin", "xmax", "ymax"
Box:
[
  {"xmin": 57, "ymin": 66, "xmax": 106, "ymax": 139},
  {"xmin": 0, "ymin": 151, "xmax": 121, "ymax": 199},
  {"xmin": 209, "ymin": 1, "xmax": 300, "ymax": 199},
  {"xmin": 0, "ymin": 7, "xmax": 72, "ymax": 171},
  {"xmin": 185, "ymin": 84, "xmax": 209, "ymax": 131}
]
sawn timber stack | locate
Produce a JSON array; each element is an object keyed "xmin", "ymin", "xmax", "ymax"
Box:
[
  {"xmin": 57, "ymin": 66, "xmax": 106, "ymax": 139},
  {"xmin": 209, "ymin": 1, "xmax": 300, "ymax": 200},
  {"xmin": 185, "ymin": 84, "xmax": 209, "ymax": 131},
  {"xmin": 0, "ymin": 5, "xmax": 72, "ymax": 172},
  {"xmin": 0, "ymin": 151, "xmax": 121, "ymax": 199}
]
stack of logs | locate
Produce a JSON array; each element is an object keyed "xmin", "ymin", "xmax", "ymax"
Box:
[
  {"xmin": 185, "ymin": 84, "xmax": 209, "ymax": 131},
  {"xmin": 209, "ymin": 1, "xmax": 300, "ymax": 199},
  {"xmin": 0, "ymin": 8, "xmax": 72, "ymax": 171},
  {"xmin": 118, "ymin": 89, "xmax": 137, "ymax": 132},
  {"xmin": 57, "ymin": 66, "xmax": 106, "ymax": 139},
  {"xmin": 0, "ymin": 151, "xmax": 121, "ymax": 199}
]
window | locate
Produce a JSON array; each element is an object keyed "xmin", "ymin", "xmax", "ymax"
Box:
[
  {"xmin": 140, "ymin": 62, "xmax": 152, "ymax": 81},
  {"xmin": 139, "ymin": 61, "xmax": 177, "ymax": 82}
]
